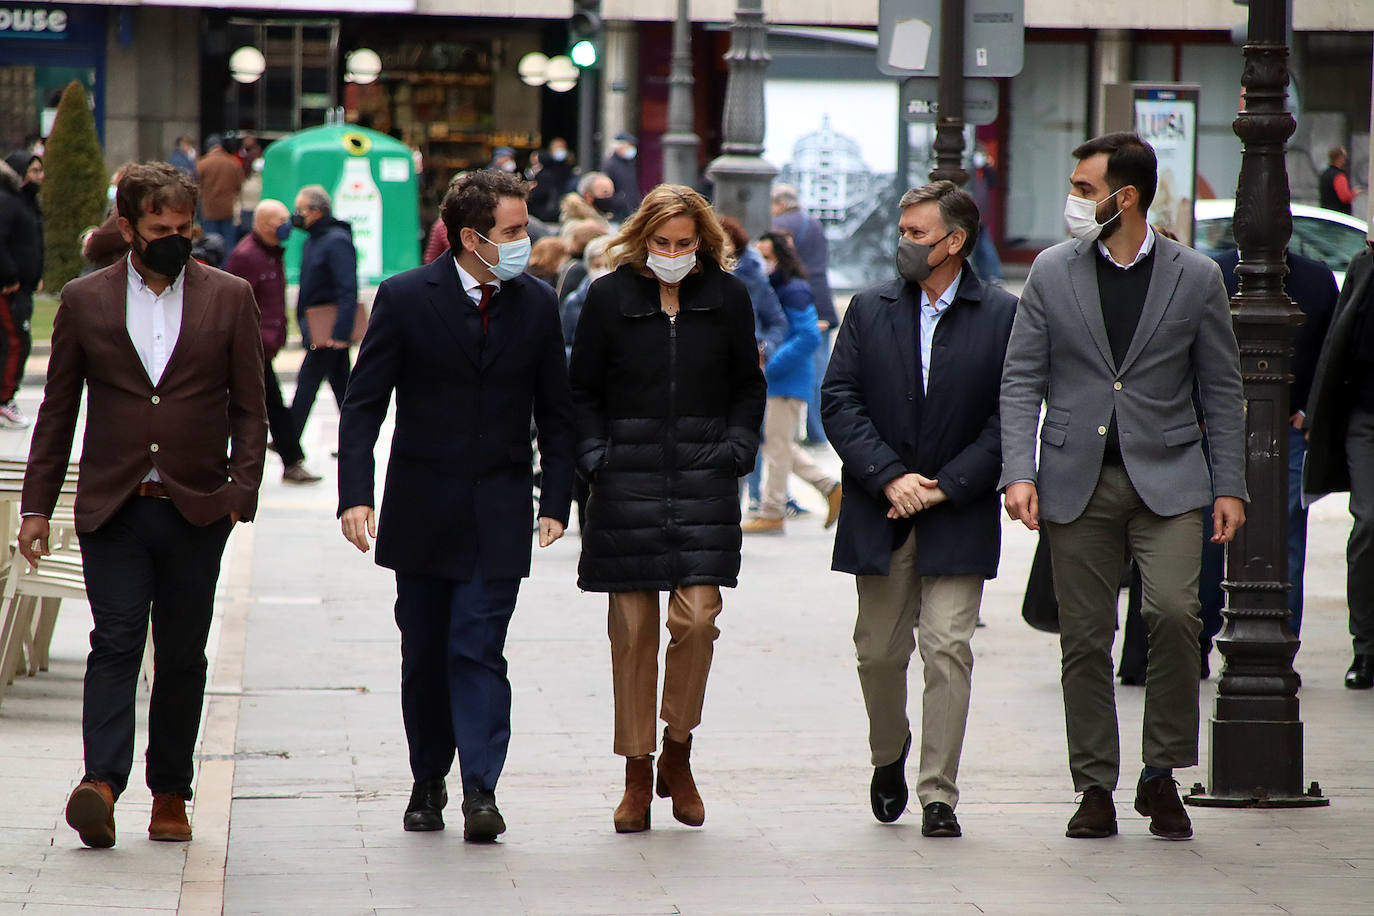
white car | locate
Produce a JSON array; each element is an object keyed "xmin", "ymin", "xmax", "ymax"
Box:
[{"xmin": 1194, "ymin": 199, "xmax": 1368, "ymax": 289}]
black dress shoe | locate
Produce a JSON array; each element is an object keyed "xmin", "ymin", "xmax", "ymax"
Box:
[
  {"xmin": 403, "ymin": 777, "xmax": 447, "ymax": 832},
  {"xmin": 1346, "ymin": 654, "xmax": 1374, "ymax": 689},
  {"xmin": 921, "ymin": 802, "xmax": 961, "ymax": 837},
  {"xmin": 461, "ymin": 789, "xmax": 506, "ymax": 842},
  {"xmin": 870, "ymin": 732, "xmax": 911, "ymax": 824}
]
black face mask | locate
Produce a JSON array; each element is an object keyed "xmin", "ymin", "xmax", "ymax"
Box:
[
  {"xmin": 895, "ymin": 232, "xmax": 953, "ymax": 285},
  {"xmin": 290, "ymin": 212, "xmax": 309, "ymax": 229},
  {"xmin": 593, "ymin": 195, "xmax": 617, "ymax": 215},
  {"xmin": 135, "ymin": 231, "xmax": 193, "ymax": 278}
]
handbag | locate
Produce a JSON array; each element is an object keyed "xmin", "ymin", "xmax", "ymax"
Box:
[{"xmin": 304, "ymin": 301, "xmax": 369, "ymax": 349}]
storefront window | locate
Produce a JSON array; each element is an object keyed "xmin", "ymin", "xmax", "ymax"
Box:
[
  {"xmin": 0, "ymin": 4, "xmax": 105, "ymax": 150},
  {"xmin": 227, "ymin": 18, "xmax": 339, "ymax": 135}
]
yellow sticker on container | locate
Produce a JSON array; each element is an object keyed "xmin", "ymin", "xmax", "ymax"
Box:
[{"xmin": 342, "ymin": 131, "xmax": 372, "ymax": 156}]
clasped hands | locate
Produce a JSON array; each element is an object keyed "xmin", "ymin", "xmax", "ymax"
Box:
[{"xmin": 882, "ymin": 473, "xmax": 947, "ymax": 519}]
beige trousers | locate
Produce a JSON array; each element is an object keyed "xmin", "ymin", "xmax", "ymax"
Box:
[
  {"xmin": 608, "ymin": 586, "xmax": 724, "ymax": 757},
  {"xmin": 758, "ymin": 396, "xmax": 837, "ymax": 520},
  {"xmin": 854, "ymin": 530, "xmax": 984, "ymax": 808}
]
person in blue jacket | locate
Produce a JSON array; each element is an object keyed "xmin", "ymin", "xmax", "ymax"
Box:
[
  {"xmin": 289, "ymin": 184, "xmax": 359, "ymax": 435},
  {"xmin": 742, "ymin": 231, "xmax": 841, "ymax": 535}
]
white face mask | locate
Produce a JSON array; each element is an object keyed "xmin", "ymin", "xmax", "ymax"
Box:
[
  {"xmin": 622, "ymin": 145, "xmax": 637, "ymax": 160},
  {"xmin": 1064, "ymin": 188, "xmax": 1123, "ymax": 242},
  {"xmin": 474, "ymin": 230, "xmax": 532, "ymax": 281},
  {"xmin": 646, "ymin": 246, "xmax": 697, "ymax": 284},
  {"xmin": 972, "ymin": 151, "xmax": 988, "ymax": 169}
]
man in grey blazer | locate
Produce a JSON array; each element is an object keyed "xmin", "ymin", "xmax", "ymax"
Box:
[{"xmin": 999, "ymin": 133, "xmax": 1247, "ymax": 841}]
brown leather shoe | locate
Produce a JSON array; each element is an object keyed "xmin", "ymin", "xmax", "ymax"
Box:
[
  {"xmin": 741, "ymin": 517, "xmax": 784, "ymax": 535},
  {"xmin": 1065, "ymin": 786, "xmax": 1117, "ymax": 838},
  {"xmin": 149, "ymin": 793, "xmax": 192, "ymax": 842},
  {"xmin": 65, "ymin": 780, "xmax": 116, "ymax": 848},
  {"xmin": 1134, "ymin": 777, "xmax": 1193, "ymax": 839},
  {"xmin": 824, "ymin": 484, "xmax": 842, "ymax": 529},
  {"xmin": 613, "ymin": 754, "xmax": 653, "ymax": 833},
  {"xmin": 656, "ymin": 729, "xmax": 705, "ymax": 826}
]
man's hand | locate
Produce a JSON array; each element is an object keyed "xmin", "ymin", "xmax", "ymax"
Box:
[
  {"xmin": 0, "ymin": 282, "xmax": 18, "ymax": 296},
  {"xmin": 538, "ymin": 517, "xmax": 565, "ymax": 547},
  {"xmin": 1212, "ymin": 496, "xmax": 1246, "ymax": 544},
  {"xmin": 1004, "ymin": 481, "xmax": 1039, "ymax": 531},
  {"xmin": 1290, "ymin": 411, "xmax": 1305, "ymax": 431},
  {"xmin": 17, "ymin": 516, "xmax": 49, "ymax": 568},
  {"xmin": 883, "ymin": 473, "xmax": 925, "ymax": 519},
  {"xmin": 341, "ymin": 505, "xmax": 376, "ymax": 553},
  {"xmin": 915, "ymin": 474, "xmax": 947, "ymax": 509}
]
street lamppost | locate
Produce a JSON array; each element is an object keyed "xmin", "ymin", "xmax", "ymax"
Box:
[
  {"xmin": 1185, "ymin": 0, "xmax": 1327, "ymax": 810},
  {"xmin": 705, "ymin": 0, "xmax": 777, "ymax": 237},
  {"xmin": 661, "ymin": 0, "xmax": 699, "ymax": 187},
  {"xmin": 928, "ymin": 0, "xmax": 967, "ymax": 186}
]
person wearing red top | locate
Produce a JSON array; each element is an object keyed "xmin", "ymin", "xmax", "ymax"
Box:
[
  {"xmin": 224, "ymin": 199, "xmax": 321, "ymax": 484},
  {"xmin": 1320, "ymin": 146, "xmax": 1364, "ymax": 215}
]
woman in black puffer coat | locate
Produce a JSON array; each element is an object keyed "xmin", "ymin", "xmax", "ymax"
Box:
[{"xmin": 569, "ymin": 184, "xmax": 765, "ymax": 834}]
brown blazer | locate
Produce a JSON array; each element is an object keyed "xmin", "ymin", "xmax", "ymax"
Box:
[{"xmin": 22, "ymin": 258, "xmax": 268, "ymax": 532}]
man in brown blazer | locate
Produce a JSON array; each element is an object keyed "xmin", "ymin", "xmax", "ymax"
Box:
[{"xmin": 18, "ymin": 162, "xmax": 266, "ymax": 849}]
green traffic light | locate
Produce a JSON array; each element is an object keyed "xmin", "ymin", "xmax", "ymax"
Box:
[{"xmin": 571, "ymin": 39, "xmax": 597, "ymax": 68}]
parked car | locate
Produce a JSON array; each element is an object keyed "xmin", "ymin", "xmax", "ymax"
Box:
[{"xmin": 1194, "ymin": 199, "xmax": 1368, "ymax": 288}]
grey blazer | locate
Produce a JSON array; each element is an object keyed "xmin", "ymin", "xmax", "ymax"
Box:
[{"xmin": 998, "ymin": 234, "xmax": 1247, "ymax": 524}]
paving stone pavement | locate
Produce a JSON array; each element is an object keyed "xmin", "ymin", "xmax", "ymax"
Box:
[{"xmin": 1, "ymin": 380, "xmax": 1373, "ymax": 915}]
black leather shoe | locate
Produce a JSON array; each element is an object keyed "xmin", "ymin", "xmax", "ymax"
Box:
[
  {"xmin": 1066, "ymin": 787, "xmax": 1117, "ymax": 839},
  {"xmin": 461, "ymin": 789, "xmax": 506, "ymax": 842},
  {"xmin": 1345, "ymin": 654, "xmax": 1374, "ymax": 689},
  {"xmin": 921, "ymin": 802, "xmax": 961, "ymax": 837},
  {"xmin": 402, "ymin": 777, "xmax": 447, "ymax": 832},
  {"xmin": 870, "ymin": 732, "xmax": 911, "ymax": 824}
]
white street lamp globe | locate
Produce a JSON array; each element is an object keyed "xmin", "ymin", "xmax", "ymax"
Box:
[
  {"xmin": 345, "ymin": 48, "xmax": 383, "ymax": 85},
  {"xmin": 518, "ymin": 52, "xmax": 549, "ymax": 88},
  {"xmin": 229, "ymin": 46, "xmax": 266, "ymax": 84},
  {"xmin": 545, "ymin": 54, "xmax": 579, "ymax": 93}
]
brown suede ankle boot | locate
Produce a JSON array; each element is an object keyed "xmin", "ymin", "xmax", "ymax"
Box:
[
  {"xmin": 613, "ymin": 755, "xmax": 653, "ymax": 833},
  {"xmin": 149, "ymin": 793, "xmax": 192, "ymax": 842},
  {"xmin": 656, "ymin": 728, "xmax": 705, "ymax": 827}
]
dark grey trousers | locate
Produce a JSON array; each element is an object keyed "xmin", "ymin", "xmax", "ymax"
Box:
[{"xmin": 1347, "ymin": 406, "xmax": 1374, "ymax": 656}]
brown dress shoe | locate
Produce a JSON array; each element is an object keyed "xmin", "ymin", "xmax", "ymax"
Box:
[
  {"xmin": 613, "ymin": 754, "xmax": 653, "ymax": 833},
  {"xmin": 656, "ymin": 729, "xmax": 705, "ymax": 826},
  {"xmin": 149, "ymin": 793, "xmax": 193, "ymax": 842},
  {"xmin": 65, "ymin": 780, "xmax": 116, "ymax": 848},
  {"xmin": 824, "ymin": 484, "xmax": 842, "ymax": 529},
  {"xmin": 1134, "ymin": 777, "xmax": 1193, "ymax": 839},
  {"xmin": 1065, "ymin": 786, "xmax": 1117, "ymax": 838},
  {"xmin": 741, "ymin": 517, "xmax": 784, "ymax": 535}
]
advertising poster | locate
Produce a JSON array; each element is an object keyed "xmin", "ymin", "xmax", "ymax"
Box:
[{"xmin": 1134, "ymin": 86, "xmax": 1199, "ymax": 247}]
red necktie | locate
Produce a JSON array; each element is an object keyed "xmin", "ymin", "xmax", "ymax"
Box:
[{"xmin": 477, "ymin": 284, "xmax": 495, "ymax": 334}]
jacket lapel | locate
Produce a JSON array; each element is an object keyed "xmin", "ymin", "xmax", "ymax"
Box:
[
  {"xmin": 156, "ymin": 259, "xmax": 209, "ymax": 386},
  {"xmin": 425, "ymin": 257, "xmax": 482, "ymax": 369},
  {"xmin": 480, "ymin": 276, "xmax": 521, "ymax": 369},
  {"xmin": 103, "ymin": 259, "xmax": 155, "ymax": 387},
  {"xmin": 1117, "ymin": 238, "xmax": 1183, "ymax": 376},
  {"xmin": 1067, "ymin": 241, "xmax": 1115, "ymax": 371},
  {"xmin": 884, "ymin": 282, "xmax": 919, "ymax": 404}
]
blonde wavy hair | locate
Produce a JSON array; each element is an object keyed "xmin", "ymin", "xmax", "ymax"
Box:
[{"xmin": 606, "ymin": 184, "xmax": 736, "ymax": 272}]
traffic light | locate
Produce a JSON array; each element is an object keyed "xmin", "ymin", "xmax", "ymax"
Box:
[{"xmin": 569, "ymin": 0, "xmax": 601, "ymax": 69}]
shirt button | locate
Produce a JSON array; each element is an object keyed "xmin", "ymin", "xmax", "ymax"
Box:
[
  {"xmin": 151, "ymin": 395, "xmax": 160, "ymax": 405},
  {"xmin": 150, "ymin": 443, "xmax": 160, "ymax": 452},
  {"xmin": 1113, "ymin": 381, "xmax": 1123, "ymax": 391},
  {"xmin": 1097, "ymin": 426, "xmax": 1107, "ymax": 436}
]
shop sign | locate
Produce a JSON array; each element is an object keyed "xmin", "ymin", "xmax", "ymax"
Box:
[{"xmin": 0, "ymin": 7, "xmax": 69, "ymax": 38}]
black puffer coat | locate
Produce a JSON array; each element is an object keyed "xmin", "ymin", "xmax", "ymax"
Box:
[{"xmin": 569, "ymin": 256, "xmax": 766, "ymax": 591}]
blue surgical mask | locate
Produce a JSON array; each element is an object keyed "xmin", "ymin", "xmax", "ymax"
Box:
[
  {"xmin": 275, "ymin": 222, "xmax": 292, "ymax": 243},
  {"xmin": 474, "ymin": 230, "xmax": 532, "ymax": 281}
]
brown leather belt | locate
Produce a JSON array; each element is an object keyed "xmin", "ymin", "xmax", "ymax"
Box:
[{"xmin": 136, "ymin": 481, "xmax": 170, "ymax": 499}]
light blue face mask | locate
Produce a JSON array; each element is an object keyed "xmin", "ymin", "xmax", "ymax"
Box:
[{"xmin": 474, "ymin": 230, "xmax": 531, "ymax": 281}]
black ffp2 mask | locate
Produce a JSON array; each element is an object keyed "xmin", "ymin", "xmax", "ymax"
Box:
[{"xmin": 136, "ymin": 232, "xmax": 193, "ymax": 279}]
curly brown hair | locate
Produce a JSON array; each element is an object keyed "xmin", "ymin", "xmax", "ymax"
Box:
[
  {"xmin": 115, "ymin": 162, "xmax": 199, "ymax": 226},
  {"xmin": 441, "ymin": 169, "xmax": 529, "ymax": 255},
  {"xmin": 607, "ymin": 184, "xmax": 735, "ymax": 272}
]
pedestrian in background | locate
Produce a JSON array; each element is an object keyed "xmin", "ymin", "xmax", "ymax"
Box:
[
  {"xmin": 527, "ymin": 236, "xmax": 569, "ymax": 289},
  {"xmin": 1304, "ymin": 240, "xmax": 1374, "ymax": 689},
  {"xmin": 527, "ymin": 136, "xmax": 575, "ymax": 223},
  {"xmin": 223, "ymin": 198, "xmax": 322, "ymax": 486},
  {"xmin": 0, "ymin": 151, "xmax": 43, "ymax": 428},
  {"xmin": 569, "ymin": 184, "xmax": 765, "ymax": 833},
  {"xmin": 743, "ymin": 230, "xmax": 840, "ymax": 536},
  {"xmin": 167, "ymin": 136, "xmax": 197, "ymax": 177},
  {"xmin": 1000, "ymin": 132, "xmax": 1246, "ymax": 842},
  {"xmin": 601, "ymin": 132, "xmax": 642, "ymax": 219},
  {"xmin": 823, "ymin": 181, "xmax": 1016, "ymax": 838},
  {"xmin": 19, "ymin": 162, "xmax": 266, "ymax": 849},
  {"xmin": 771, "ymin": 183, "xmax": 837, "ymax": 446},
  {"xmin": 288, "ymin": 185, "xmax": 358, "ymax": 437},
  {"xmin": 1319, "ymin": 146, "xmax": 1363, "ymax": 215},
  {"xmin": 195, "ymin": 135, "xmax": 243, "ymax": 248},
  {"xmin": 338, "ymin": 169, "xmax": 573, "ymax": 842}
]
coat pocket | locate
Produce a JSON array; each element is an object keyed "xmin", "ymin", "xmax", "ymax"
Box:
[
  {"xmin": 1162, "ymin": 422, "xmax": 1203, "ymax": 447},
  {"xmin": 1040, "ymin": 424, "xmax": 1068, "ymax": 448}
]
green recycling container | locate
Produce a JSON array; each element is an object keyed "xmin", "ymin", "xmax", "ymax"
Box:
[{"xmin": 261, "ymin": 125, "xmax": 420, "ymax": 287}]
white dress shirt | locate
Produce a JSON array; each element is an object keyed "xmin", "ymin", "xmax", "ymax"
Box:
[
  {"xmin": 126, "ymin": 254, "xmax": 185, "ymax": 482},
  {"xmin": 919, "ymin": 269, "xmax": 962, "ymax": 394},
  {"xmin": 453, "ymin": 256, "xmax": 500, "ymax": 308},
  {"xmin": 1098, "ymin": 224, "xmax": 1157, "ymax": 270}
]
